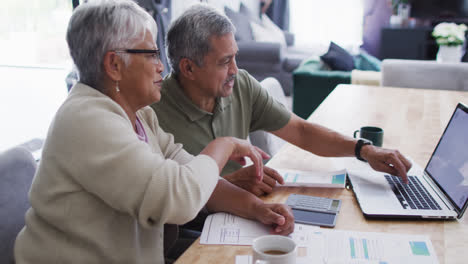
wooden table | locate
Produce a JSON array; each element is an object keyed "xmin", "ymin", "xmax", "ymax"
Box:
[{"xmin": 176, "ymin": 84, "xmax": 468, "ymax": 264}]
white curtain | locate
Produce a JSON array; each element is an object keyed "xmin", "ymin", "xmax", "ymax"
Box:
[{"xmin": 290, "ymin": 0, "xmax": 364, "ymax": 54}]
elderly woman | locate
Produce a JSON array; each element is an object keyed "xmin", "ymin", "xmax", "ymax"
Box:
[{"xmin": 14, "ymin": 0, "xmax": 294, "ymax": 263}]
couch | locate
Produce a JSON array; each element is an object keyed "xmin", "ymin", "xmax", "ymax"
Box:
[
  {"xmin": 381, "ymin": 59, "xmax": 468, "ymax": 91},
  {"xmin": 225, "ymin": 4, "xmax": 314, "ymax": 96},
  {"xmin": 292, "ymin": 52, "xmax": 381, "ymax": 119},
  {"xmin": 0, "ymin": 147, "xmax": 37, "ymax": 263}
]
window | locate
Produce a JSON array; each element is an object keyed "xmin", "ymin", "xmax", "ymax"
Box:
[
  {"xmin": 0, "ymin": 0, "xmax": 72, "ymax": 150},
  {"xmin": 0, "ymin": 0, "xmax": 73, "ymax": 67},
  {"xmin": 290, "ymin": 0, "xmax": 364, "ymax": 53}
]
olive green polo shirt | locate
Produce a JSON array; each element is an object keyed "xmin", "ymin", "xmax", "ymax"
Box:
[{"xmin": 151, "ymin": 70, "xmax": 291, "ymax": 176}]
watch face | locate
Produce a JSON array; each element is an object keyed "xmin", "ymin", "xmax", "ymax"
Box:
[{"xmin": 361, "ymin": 138, "xmax": 372, "ymax": 145}]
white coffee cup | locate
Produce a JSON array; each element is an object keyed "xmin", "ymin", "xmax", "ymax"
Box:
[{"xmin": 252, "ymin": 235, "xmax": 297, "ymax": 264}]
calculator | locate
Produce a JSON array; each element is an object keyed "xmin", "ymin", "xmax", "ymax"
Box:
[{"xmin": 286, "ymin": 194, "xmax": 341, "ymax": 227}]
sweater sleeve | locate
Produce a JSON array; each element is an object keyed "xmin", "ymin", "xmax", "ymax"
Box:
[
  {"xmin": 49, "ymin": 94, "xmax": 219, "ymax": 228},
  {"xmin": 138, "ymin": 107, "xmax": 195, "ymax": 165}
]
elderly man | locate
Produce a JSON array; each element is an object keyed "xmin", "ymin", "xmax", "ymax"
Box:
[{"xmin": 152, "ymin": 4, "xmax": 412, "ymax": 197}]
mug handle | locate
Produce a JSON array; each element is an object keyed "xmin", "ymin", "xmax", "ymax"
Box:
[
  {"xmin": 255, "ymin": 261, "xmax": 269, "ymax": 264},
  {"xmin": 353, "ymin": 130, "xmax": 359, "ymax": 138}
]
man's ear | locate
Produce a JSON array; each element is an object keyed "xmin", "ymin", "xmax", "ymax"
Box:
[
  {"xmin": 179, "ymin": 58, "xmax": 197, "ymax": 80},
  {"xmin": 103, "ymin": 51, "xmax": 123, "ymax": 81}
]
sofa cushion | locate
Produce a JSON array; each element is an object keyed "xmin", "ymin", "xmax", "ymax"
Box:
[
  {"xmin": 354, "ymin": 51, "xmax": 381, "ymax": 71},
  {"xmin": 224, "ymin": 6, "xmax": 254, "ymax": 42},
  {"xmin": 250, "ymin": 14, "xmax": 287, "ymax": 47},
  {"xmin": 239, "ymin": 3, "xmax": 262, "ymax": 24},
  {"xmin": 320, "ymin": 42, "xmax": 355, "ymax": 71}
]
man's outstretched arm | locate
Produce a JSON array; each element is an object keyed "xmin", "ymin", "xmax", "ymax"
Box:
[{"xmin": 271, "ymin": 114, "xmax": 412, "ymax": 182}]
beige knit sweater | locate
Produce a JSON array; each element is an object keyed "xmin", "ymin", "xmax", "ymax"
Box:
[{"xmin": 14, "ymin": 83, "xmax": 219, "ymax": 263}]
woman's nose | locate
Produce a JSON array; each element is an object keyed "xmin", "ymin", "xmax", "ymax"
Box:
[{"xmin": 156, "ymin": 59, "xmax": 164, "ymax": 74}]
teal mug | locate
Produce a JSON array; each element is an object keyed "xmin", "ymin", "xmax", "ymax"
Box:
[{"xmin": 353, "ymin": 126, "xmax": 384, "ymax": 147}]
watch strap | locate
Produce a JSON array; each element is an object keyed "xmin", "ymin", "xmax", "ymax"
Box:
[{"xmin": 355, "ymin": 139, "xmax": 372, "ymax": 161}]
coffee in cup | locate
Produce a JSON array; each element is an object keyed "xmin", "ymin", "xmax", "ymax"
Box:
[
  {"xmin": 252, "ymin": 235, "xmax": 297, "ymax": 264},
  {"xmin": 262, "ymin": 250, "xmax": 287, "ymax": 255},
  {"xmin": 353, "ymin": 126, "xmax": 384, "ymax": 147}
]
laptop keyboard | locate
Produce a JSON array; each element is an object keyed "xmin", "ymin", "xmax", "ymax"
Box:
[{"xmin": 384, "ymin": 175, "xmax": 442, "ymax": 210}]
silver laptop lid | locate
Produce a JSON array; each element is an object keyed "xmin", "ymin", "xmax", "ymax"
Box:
[{"xmin": 425, "ymin": 103, "xmax": 468, "ymax": 218}]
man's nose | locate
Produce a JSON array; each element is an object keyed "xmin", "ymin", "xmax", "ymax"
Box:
[{"xmin": 229, "ymin": 58, "xmax": 238, "ymax": 76}]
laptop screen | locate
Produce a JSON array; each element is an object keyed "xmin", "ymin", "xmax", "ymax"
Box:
[{"xmin": 426, "ymin": 104, "xmax": 468, "ymax": 210}]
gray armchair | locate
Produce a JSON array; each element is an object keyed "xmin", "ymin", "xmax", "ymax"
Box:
[{"xmin": 0, "ymin": 147, "xmax": 37, "ymax": 263}]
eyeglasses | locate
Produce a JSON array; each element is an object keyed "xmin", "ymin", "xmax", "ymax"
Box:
[{"xmin": 113, "ymin": 49, "xmax": 161, "ymax": 65}]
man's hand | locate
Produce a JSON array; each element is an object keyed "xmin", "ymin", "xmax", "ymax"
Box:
[
  {"xmin": 253, "ymin": 203, "xmax": 294, "ymax": 235},
  {"xmin": 361, "ymin": 145, "xmax": 412, "ymax": 183},
  {"xmin": 224, "ymin": 165, "xmax": 284, "ymax": 196}
]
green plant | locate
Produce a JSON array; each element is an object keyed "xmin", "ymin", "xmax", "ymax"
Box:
[{"xmin": 432, "ymin": 22, "xmax": 468, "ymax": 46}]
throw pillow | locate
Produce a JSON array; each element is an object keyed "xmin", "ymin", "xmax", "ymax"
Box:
[
  {"xmin": 224, "ymin": 6, "xmax": 254, "ymax": 42},
  {"xmin": 320, "ymin": 42, "xmax": 355, "ymax": 71},
  {"xmin": 239, "ymin": 3, "xmax": 262, "ymax": 25},
  {"xmin": 250, "ymin": 14, "xmax": 287, "ymax": 47}
]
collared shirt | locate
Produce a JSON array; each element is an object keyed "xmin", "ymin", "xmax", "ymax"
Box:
[{"xmin": 151, "ymin": 70, "xmax": 291, "ymax": 176}]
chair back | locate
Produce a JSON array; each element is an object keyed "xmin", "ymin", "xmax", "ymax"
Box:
[
  {"xmin": 0, "ymin": 147, "xmax": 37, "ymax": 264},
  {"xmin": 249, "ymin": 77, "xmax": 287, "ymax": 158},
  {"xmin": 382, "ymin": 59, "xmax": 468, "ymax": 91}
]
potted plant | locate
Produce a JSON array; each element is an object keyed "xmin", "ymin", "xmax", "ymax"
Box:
[{"xmin": 432, "ymin": 22, "xmax": 468, "ymax": 62}]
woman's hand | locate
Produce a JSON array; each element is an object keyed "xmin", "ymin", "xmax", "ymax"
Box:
[
  {"xmin": 227, "ymin": 138, "xmax": 270, "ymax": 180},
  {"xmin": 252, "ymin": 202, "xmax": 295, "ymax": 235},
  {"xmin": 200, "ymin": 137, "xmax": 269, "ymax": 181}
]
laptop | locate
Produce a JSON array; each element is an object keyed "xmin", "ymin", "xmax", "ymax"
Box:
[{"xmin": 348, "ymin": 103, "xmax": 468, "ymax": 219}]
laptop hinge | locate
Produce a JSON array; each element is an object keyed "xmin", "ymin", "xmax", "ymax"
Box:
[{"xmin": 422, "ymin": 172, "xmax": 455, "ymax": 211}]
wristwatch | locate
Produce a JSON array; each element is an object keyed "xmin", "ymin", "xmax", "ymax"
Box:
[{"xmin": 355, "ymin": 138, "xmax": 372, "ymax": 161}]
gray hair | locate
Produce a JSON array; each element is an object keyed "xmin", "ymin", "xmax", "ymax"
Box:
[
  {"xmin": 66, "ymin": 0, "xmax": 157, "ymax": 90},
  {"xmin": 167, "ymin": 4, "xmax": 235, "ymax": 75}
]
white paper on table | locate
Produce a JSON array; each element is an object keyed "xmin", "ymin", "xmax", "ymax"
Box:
[
  {"xmin": 275, "ymin": 169, "xmax": 347, "ymax": 188},
  {"xmin": 200, "ymin": 212, "xmax": 319, "ymax": 246},
  {"xmin": 305, "ymin": 229, "xmax": 439, "ymax": 264}
]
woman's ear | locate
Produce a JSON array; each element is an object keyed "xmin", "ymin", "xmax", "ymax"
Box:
[
  {"xmin": 103, "ymin": 51, "xmax": 123, "ymax": 81},
  {"xmin": 179, "ymin": 58, "xmax": 197, "ymax": 80}
]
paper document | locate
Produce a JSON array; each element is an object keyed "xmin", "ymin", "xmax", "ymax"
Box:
[
  {"xmin": 305, "ymin": 229, "xmax": 439, "ymax": 264},
  {"xmin": 205, "ymin": 213, "xmax": 438, "ymax": 264},
  {"xmin": 276, "ymin": 169, "xmax": 347, "ymax": 188},
  {"xmin": 200, "ymin": 212, "xmax": 319, "ymax": 246}
]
